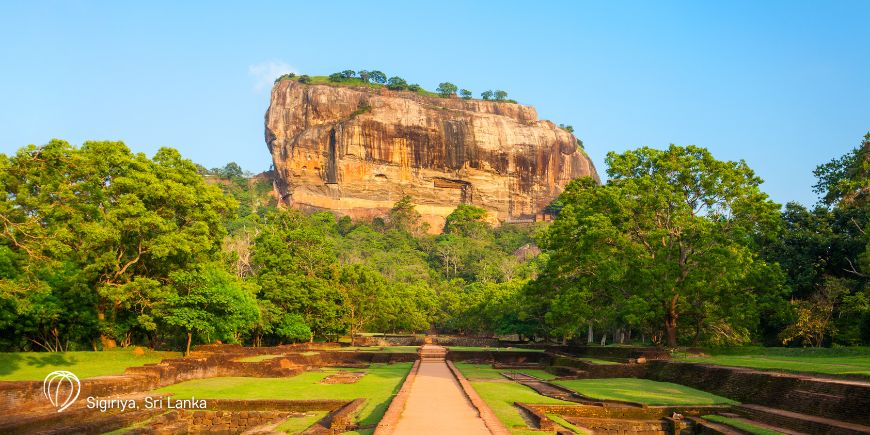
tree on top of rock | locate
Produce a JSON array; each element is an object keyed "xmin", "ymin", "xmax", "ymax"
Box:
[{"xmin": 437, "ymin": 82, "xmax": 458, "ymax": 97}]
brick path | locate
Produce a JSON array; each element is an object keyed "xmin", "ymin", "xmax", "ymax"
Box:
[{"xmin": 391, "ymin": 345, "xmax": 490, "ymax": 435}]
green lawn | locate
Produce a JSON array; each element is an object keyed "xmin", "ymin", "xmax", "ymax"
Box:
[
  {"xmin": 0, "ymin": 349, "xmax": 180, "ymax": 381},
  {"xmin": 455, "ymin": 363, "xmax": 557, "ymax": 381},
  {"xmin": 554, "ymin": 378, "xmax": 737, "ymax": 406},
  {"xmin": 470, "ymin": 380, "xmax": 575, "ymax": 435},
  {"xmin": 454, "ymin": 363, "xmax": 573, "ymax": 435},
  {"xmin": 154, "ymin": 363, "xmax": 412, "ymax": 427},
  {"xmin": 273, "ymin": 411, "xmax": 327, "ymax": 434},
  {"xmin": 674, "ymin": 347, "xmax": 870, "ymax": 378},
  {"xmin": 702, "ymin": 415, "xmax": 782, "ymax": 435}
]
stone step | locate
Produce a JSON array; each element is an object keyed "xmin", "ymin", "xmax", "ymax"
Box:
[
  {"xmin": 716, "ymin": 415, "xmax": 805, "ymax": 435},
  {"xmin": 735, "ymin": 404, "xmax": 870, "ymax": 435}
]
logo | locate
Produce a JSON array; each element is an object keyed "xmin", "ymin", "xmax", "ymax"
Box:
[{"xmin": 43, "ymin": 370, "xmax": 81, "ymax": 412}]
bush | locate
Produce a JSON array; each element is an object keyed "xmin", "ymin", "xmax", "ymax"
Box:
[
  {"xmin": 460, "ymin": 89, "xmax": 472, "ymax": 99},
  {"xmin": 274, "ymin": 73, "xmax": 296, "ymax": 83},
  {"xmin": 298, "ymin": 75, "xmax": 311, "ymax": 84}
]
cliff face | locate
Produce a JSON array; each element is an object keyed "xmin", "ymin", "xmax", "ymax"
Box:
[{"xmin": 265, "ymin": 80, "xmax": 599, "ymax": 231}]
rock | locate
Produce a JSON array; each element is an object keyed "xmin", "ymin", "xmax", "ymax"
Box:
[{"xmin": 265, "ymin": 80, "xmax": 600, "ymax": 232}]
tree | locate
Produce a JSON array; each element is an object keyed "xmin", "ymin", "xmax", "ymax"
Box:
[
  {"xmin": 459, "ymin": 89, "xmax": 472, "ymax": 99},
  {"xmin": 161, "ymin": 263, "xmax": 259, "ymax": 355},
  {"xmin": 813, "ymin": 132, "xmax": 869, "ymax": 207},
  {"xmin": 386, "ymin": 76, "xmax": 408, "ymax": 90},
  {"xmin": 494, "ymin": 90, "xmax": 508, "ymax": 101},
  {"xmin": 358, "ymin": 70, "xmax": 370, "ymax": 83},
  {"xmin": 559, "ymin": 124, "xmax": 575, "ymax": 134},
  {"xmin": 0, "ymin": 140, "xmax": 236, "ymax": 351},
  {"xmin": 541, "ymin": 146, "xmax": 783, "ymax": 347},
  {"xmin": 436, "ymin": 82, "xmax": 458, "ymax": 97},
  {"xmin": 328, "ymin": 73, "xmax": 344, "ymax": 82},
  {"xmin": 388, "ymin": 195, "xmax": 429, "ymax": 235},
  {"xmin": 340, "ymin": 70, "xmax": 356, "ymax": 79},
  {"xmin": 444, "ymin": 205, "xmax": 491, "ymax": 239},
  {"xmin": 408, "ymin": 84, "xmax": 422, "ymax": 92},
  {"xmin": 298, "ymin": 75, "xmax": 311, "ymax": 84},
  {"xmin": 339, "ymin": 265, "xmax": 387, "ymax": 344},
  {"xmin": 369, "ymin": 70, "xmax": 387, "ymax": 84},
  {"xmin": 480, "ymin": 90, "xmax": 494, "ymax": 100}
]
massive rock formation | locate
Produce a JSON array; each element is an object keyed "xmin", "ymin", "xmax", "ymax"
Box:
[{"xmin": 265, "ymin": 79, "xmax": 599, "ymax": 232}]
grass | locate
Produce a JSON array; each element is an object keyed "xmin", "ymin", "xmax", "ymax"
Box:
[
  {"xmin": 454, "ymin": 362, "xmax": 573, "ymax": 434},
  {"xmin": 547, "ymin": 413, "xmax": 590, "ymax": 434},
  {"xmin": 554, "ymin": 378, "xmax": 737, "ymax": 406},
  {"xmin": 673, "ymin": 346, "xmax": 870, "ymax": 378},
  {"xmin": 154, "ymin": 363, "xmax": 412, "ymax": 427},
  {"xmin": 702, "ymin": 414, "xmax": 782, "ymax": 435},
  {"xmin": 469, "ymin": 380, "xmax": 575, "ymax": 435},
  {"xmin": 235, "ymin": 354, "xmax": 283, "ymax": 362},
  {"xmin": 273, "ymin": 411, "xmax": 327, "ymax": 433},
  {"xmin": 0, "ymin": 348, "xmax": 180, "ymax": 381},
  {"xmin": 455, "ymin": 363, "xmax": 557, "ymax": 381}
]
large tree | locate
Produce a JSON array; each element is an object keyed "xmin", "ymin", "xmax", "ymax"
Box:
[{"xmin": 542, "ymin": 145, "xmax": 784, "ymax": 346}]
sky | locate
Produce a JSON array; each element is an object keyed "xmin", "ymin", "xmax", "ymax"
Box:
[{"xmin": 1, "ymin": 1, "xmax": 868, "ymax": 206}]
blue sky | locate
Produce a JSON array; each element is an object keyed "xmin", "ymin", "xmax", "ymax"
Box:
[{"xmin": 1, "ymin": 1, "xmax": 867, "ymax": 206}]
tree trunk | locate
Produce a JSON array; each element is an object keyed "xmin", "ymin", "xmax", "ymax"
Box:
[
  {"xmin": 185, "ymin": 332, "xmax": 192, "ymax": 356},
  {"xmin": 587, "ymin": 322, "xmax": 594, "ymax": 344},
  {"xmin": 600, "ymin": 333, "xmax": 606, "ymax": 346},
  {"xmin": 665, "ymin": 294, "xmax": 679, "ymax": 347}
]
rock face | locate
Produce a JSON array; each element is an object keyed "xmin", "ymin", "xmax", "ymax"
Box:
[{"xmin": 265, "ymin": 80, "xmax": 599, "ymax": 232}]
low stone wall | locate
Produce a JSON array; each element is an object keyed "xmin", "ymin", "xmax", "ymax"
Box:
[
  {"xmin": 644, "ymin": 361, "xmax": 870, "ymax": 426},
  {"xmin": 434, "ymin": 336, "xmax": 500, "ymax": 347},
  {"xmin": 564, "ymin": 416, "xmax": 671, "ymax": 435},
  {"xmin": 353, "ymin": 335, "xmax": 423, "ymax": 347},
  {"xmin": 549, "ymin": 356, "xmax": 648, "ymax": 378},
  {"xmin": 445, "ymin": 350, "xmax": 551, "ymax": 364},
  {"xmin": 521, "ymin": 345, "xmax": 670, "ymax": 361},
  {"xmin": 522, "ymin": 403, "xmax": 731, "ymax": 420}
]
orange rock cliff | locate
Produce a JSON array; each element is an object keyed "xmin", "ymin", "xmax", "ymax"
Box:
[{"xmin": 264, "ymin": 79, "xmax": 599, "ymax": 232}]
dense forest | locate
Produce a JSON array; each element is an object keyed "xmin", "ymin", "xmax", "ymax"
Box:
[{"xmin": 0, "ymin": 136, "xmax": 867, "ymax": 353}]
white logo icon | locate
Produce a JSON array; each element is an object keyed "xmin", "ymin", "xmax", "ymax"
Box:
[{"xmin": 43, "ymin": 370, "xmax": 81, "ymax": 412}]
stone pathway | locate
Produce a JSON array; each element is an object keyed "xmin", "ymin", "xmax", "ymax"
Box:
[{"xmin": 391, "ymin": 345, "xmax": 490, "ymax": 435}]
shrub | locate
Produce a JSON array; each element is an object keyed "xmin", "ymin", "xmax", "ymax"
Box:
[
  {"xmin": 298, "ymin": 75, "xmax": 311, "ymax": 84},
  {"xmin": 459, "ymin": 89, "xmax": 472, "ymax": 99},
  {"xmin": 480, "ymin": 90, "xmax": 493, "ymax": 100},
  {"xmin": 408, "ymin": 84, "xmax": 422, "ymax": 92}
]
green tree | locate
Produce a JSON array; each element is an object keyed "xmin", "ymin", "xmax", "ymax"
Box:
[
  {"xmin": 340, "ymin": 70, "xmax": 356, "ymax": 79},
  {"xmin": 369, "ymin": 70, "xmax": 387, "ymax": 84},
  {"xmin": 542, "ymin": 146, "xmax": 783, "ymax": 347},
  {"xmin": 161, "ymin": 263, "xmax": 259, "ymax": 355},
  {"xmin": 480, "ymin": 90, "xmax": 494, "ymax": 100},
  {"xmin": 386, "ymin": 76, "xmax": 408, "ymax": 90},
  {"xmin": 298, "ymin": 75, "xmax": 311, "ymax": 84},
  {"xmin": 459, "ymin": 89, "xmax": 472, "ymax": 99},
  {"xmin": 436, "ymin": 82, "xmax": 458, "ymax": 97},
  {"xmin": 494, "ymin": 90, "xmax": 508, "ymax": 101},
  {"xmin": 358, "ymin": 70, "xmax": 370, "ymax": 83}
]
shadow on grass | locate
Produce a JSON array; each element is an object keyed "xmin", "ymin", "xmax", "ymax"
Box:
[{"xmin": 0, "ymin": 352, "xmax": 78, "ymax": 379}]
